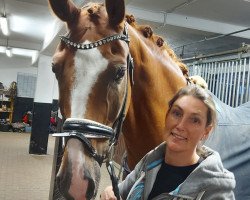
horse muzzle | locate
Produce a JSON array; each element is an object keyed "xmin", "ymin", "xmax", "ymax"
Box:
[{"xmin": 56, "ymin": 161, "xmax": 98, "ymax": 200}]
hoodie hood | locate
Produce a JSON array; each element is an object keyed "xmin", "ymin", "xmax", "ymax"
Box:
[
  {"xmin": 178, "ymin": 146, "xmax": 236, "ymax": 197},
  {"xmin": 119, "ymin": 143, "xmax": 235, "ymax": 200}
]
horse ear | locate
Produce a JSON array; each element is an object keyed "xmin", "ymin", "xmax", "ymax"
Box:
[
  {"xmin": 105, "ymin": 0, "xmax": 125, "ymax": 26},
  {"xmin": 48, "ymin": 0, "xmax": 80, "ymax": 22}
]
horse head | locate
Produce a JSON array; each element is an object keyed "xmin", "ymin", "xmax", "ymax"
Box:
[{"xmin": 49, "ymin": 0, "xmax": 131, "ymax": 199}]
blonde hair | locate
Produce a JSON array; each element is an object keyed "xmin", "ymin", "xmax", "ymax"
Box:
[{"xmin": 168, "ymin": 85, "xmax": 217, "ymax": 127}]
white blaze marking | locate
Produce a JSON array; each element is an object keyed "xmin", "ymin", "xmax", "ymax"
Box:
[{"xmin": 71, "ymin": 42, "xmax": 108, "ymax": 118}]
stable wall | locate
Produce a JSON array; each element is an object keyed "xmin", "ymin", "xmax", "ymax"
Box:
[{"xmin": 0, "ymin": 54, "xmax": 37, "ymax": 88}]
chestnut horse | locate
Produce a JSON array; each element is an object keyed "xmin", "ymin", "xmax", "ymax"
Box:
[
  {"xmin": 49, "ymin": 0, "xmax": 186, "ymax": 199},
  {"xmin": 49, "ymin": 0, "xmax": 250, "ymax": 199}
]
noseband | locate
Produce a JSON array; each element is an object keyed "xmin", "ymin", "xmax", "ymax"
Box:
[{"xmin": 52, "ymin": 22, "xmax": 133, "ymax": 199}]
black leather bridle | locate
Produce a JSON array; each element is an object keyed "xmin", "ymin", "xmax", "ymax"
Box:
[{"xmin": 52, "ymin": 22, "xmax": 133, "ymax": 200}]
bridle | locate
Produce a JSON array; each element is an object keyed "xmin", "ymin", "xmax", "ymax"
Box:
[{"xmin": 52, "ymin": 22, "xmax": 133, "ymax": 199}]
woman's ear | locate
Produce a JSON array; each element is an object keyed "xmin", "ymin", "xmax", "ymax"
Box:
[{"xmin": 203, "ymin": 125, "xmax": 213, "ymax": 139}]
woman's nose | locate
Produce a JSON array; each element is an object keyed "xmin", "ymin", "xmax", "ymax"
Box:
[{"xmin": 175, "ymin": 118, "xmax": 186, "ymax": 131}]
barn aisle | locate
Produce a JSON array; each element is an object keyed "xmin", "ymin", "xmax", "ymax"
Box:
[
  {"xmin": 0, "ymin": 132, "xmax": 116, "ymax": 200},
  {"xmin": 0, "ymin": 132, "xmax": 55, "ymax": 199}
]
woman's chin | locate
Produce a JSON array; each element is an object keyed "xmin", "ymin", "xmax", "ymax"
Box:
[{"xmin": 166, "ymin": 140, "xmax": 184, "ymax": 152}]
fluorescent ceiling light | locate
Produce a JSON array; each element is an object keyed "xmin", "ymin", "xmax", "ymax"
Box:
[
  {"xmin": 0, "ymin": 45, "xmax": 39, "ymax": 63},
  {"xmin": 0, "ymin": 16, "xmax": 9, "ymax": 36},
  {"xmin": 12, "ymin": 47, "xmax": 38, "ymax": 58}
]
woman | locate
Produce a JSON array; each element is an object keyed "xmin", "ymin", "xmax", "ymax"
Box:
[{"xmin": 101, "ymin": 85, "xmax": 236, "ymax": 200}]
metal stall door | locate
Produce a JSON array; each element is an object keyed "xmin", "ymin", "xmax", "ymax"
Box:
[{"xmin": 188, "ymin": 57, "xmax": 250, "ymax": 107}]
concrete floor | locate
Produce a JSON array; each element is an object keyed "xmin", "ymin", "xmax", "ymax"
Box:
[{"xmin": 0, "ymin": 132, "xmax": 120, "ymax": 200}]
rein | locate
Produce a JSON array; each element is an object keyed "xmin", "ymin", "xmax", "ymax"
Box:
[{"xmin": 52, "ymin": 22, "xmax": 133, "ymax": 200}]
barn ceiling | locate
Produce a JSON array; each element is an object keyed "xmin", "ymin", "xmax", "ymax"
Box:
[{"xmin": 1, "ymin": 0, "xmax": 250, "ymax": 67}]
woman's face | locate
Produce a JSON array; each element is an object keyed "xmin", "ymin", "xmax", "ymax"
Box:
[{"xmin": 164, "ymin": 95, "xmax": 212, "ymax": 154}]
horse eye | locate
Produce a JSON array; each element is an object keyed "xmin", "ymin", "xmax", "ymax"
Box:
[
  {"xmin": 51, "ymin": 63, "xmax": 56, "ymax": 73},
  {"xmin": 115, "ymin": 67, "xmax": 126, "ymax": 82},
  {"xmin": 51, "ymin": 63, "xmax": 60, "ymax": 74}
]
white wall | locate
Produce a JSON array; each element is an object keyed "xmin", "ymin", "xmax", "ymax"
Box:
[
  {"xmin": 0, "ymin": 54, "xmax": 37, "ymax": 88},
  {"xmin": 0, "ymin": 53, "xmax": 59, "ymax": 102}
]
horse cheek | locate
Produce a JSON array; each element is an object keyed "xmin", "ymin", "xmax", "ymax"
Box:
[{"xmin": 107, "ymin": 86, "xmax": 120, "ymax": 122}]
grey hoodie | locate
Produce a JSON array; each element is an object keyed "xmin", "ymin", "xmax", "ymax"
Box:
[{"xmin": 118, "ymin": 142, "xmax": 236, "ymax": 200}]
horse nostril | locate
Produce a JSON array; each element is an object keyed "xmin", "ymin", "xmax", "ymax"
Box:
[
  {"xmin": 84, "ymin": 164, "xmax": 100, "ymax": 200},
  {"xmin": 83, "ymin": 169, "xmax": 96, "ymax": 199},
  {"xmin": 51, "ymin": 63, "xmax": 56, "ymax": 73},
  {"xmin": 56, "ymin": 173, "xmax": 74, "ymax": 199}
]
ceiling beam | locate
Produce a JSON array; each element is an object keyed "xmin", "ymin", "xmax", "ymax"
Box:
[
  {"xmin": 0, "ymin": 38, "xmax": 41, "ymax": 50},
  {"xmin": 127, "ymin": 5, "xmax": 250, "ymax": 40}
]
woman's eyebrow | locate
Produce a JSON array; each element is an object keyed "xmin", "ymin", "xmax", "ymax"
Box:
[
  {"xmin": 173, "ymin": 104, "xmax": 204, "ymax": 117},
  {"xmin": 172, "ymin": 104, "xmax": 183, "ymax": 111}
]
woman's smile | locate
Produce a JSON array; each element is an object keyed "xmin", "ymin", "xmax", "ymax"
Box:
[{"xmin": 171, "ymin": 132, "xmax": 187, "ymax": 141}]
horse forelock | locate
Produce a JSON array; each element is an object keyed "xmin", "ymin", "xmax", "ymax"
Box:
[{"xmin": 82, "ymin": 2, "xmax": 103, "ymax": 11}]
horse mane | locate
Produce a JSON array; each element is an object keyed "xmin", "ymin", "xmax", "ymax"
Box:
[{"xmin": 125, "ymin": 14, "xmax": 189, "ymax": 78}]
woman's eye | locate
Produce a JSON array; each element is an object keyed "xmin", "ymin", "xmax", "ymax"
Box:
[
  {"xmin": 115, "ymin": 67, "xmax": 126, "ymax": 82},
  {"xmin": 171, "ymin": 109, "xmax": 182, "ymax": 118},
  {"xmin": 190, "ymin": 117, "xmax": 201, "ymax": 124}
]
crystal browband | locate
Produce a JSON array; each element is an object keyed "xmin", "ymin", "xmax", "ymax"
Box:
[{"xmin": 59, "ymin": 23, "xmax": 129, "ymax": 50}]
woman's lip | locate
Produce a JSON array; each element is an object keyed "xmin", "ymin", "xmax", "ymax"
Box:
[{"xmin": 171, "ymin": 132, "xmax": 187, "ymax": 140}]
